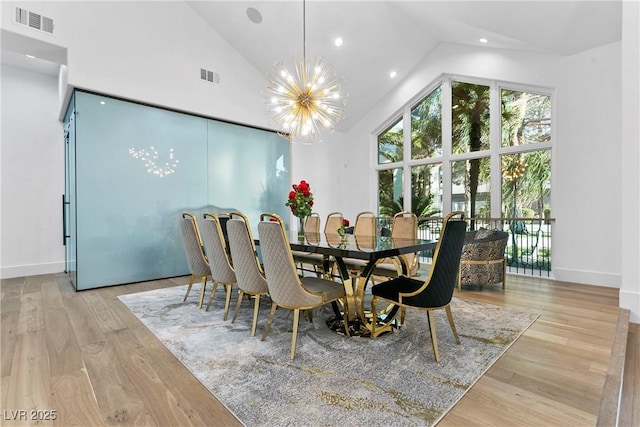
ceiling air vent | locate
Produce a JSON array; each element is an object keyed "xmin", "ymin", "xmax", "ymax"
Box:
[
  {"xmin": 200, "ymin": 68, "xmax": 220, "ymax": 84},
  {"xmin": 15, "ymin": 7, "xmax": 54, "ymax": 34}
]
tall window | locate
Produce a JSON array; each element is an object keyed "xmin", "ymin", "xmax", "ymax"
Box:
[
  {"xmin": 451, "ymin": 81, "xmax": 491, "ymax": 218},
  {"xmin": 375, "ymin": 76, "xmax": 552, "ymax": 221},
  {"xmin": 500, "ymin": 89, "xmax": 551, "ymax": 218}
]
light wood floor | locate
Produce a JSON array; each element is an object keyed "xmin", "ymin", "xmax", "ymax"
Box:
[{"xmin": 1, "ymin": 273, "xmax": 637, "ymax": 426}]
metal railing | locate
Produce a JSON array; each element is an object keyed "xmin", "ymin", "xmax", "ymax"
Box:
[{"xmin": 377, "ymin": 215, "xmax": 555, "ymax": 277}]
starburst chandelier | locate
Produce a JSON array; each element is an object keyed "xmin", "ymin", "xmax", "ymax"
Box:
[{"xmin": 264, "ymin": 0, "xmax": 347, "ymax": 142}]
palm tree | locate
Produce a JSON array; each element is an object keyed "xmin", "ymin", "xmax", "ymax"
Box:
[
  {"xmin": 411, "ymin": 87, "xmax": 442, "ymax": 159},
  {"xmin": 451, "ymin": 82, "xmax": 490, "ymax": 219}
]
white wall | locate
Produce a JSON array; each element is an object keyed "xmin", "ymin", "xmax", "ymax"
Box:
[
  {"xmin": 0, "ymin": 65, "xmax": 65, "ymax": 277},
  {"xmin": 1, "ymin": 1, "xmax": 270, "ymax": 127},
  {"xmin": 620, "ymin": 0, "xmax": 640, "ymax": 323},
  {"xmin": 553, "ymin": 42, "xmax": 622, "ymax": 287},
  {"xmin": 289, "ymin": 131, "xmax": 353, "ymax": 224}
]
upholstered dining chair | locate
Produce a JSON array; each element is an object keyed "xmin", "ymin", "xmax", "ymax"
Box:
[
  {"xmin": 342, "ymin": 211, "xmax": 377, "ymax": 276},
  {"xmin": 294, "ymin": 212, "xmax": 344, "ymax": 278},
  {"xmin": 201, "ymin": 213, "xmax": 237, "ymax": 320},
  {"xmin": 370, "ymin": 211, "xmax": 467, "ymax": 362},
  {"xmin": 391, "ymin": 211, "xmax": 420, "ymax": 275},
  {"xmin": 323, "ymin": 212, "xmax": 345, "ymax": 273},
  {"xmin": 324, "ymin": 211, "xmax": 344, "ymax": 235},
  {"xmin": 353, "ymin": 211, "xmax": 377, "ymax": 238},
  {"xmin": 226, "ymin": 214, "xmax": 270, "ymax": 336},
  {"xmin": 370, "ymin": 211, "xmax": 420, "ymax": 279},
  {"xmin": 179, "ymin": 212, "xmax": 212, "ymax": 309},
  {"xmin": 304, "ymin": 212, "xmax": 321, "ymax": 234},
  {"xmin": 258, "ymin": 213, "xmax": 348, "ymax": 360}
]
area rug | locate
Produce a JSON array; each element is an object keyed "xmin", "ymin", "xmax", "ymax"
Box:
[{"xmin": 118, "ymin": 285, "xmax": 538, "ymax": 426}]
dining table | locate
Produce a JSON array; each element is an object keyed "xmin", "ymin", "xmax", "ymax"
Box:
[{"xmin": 288, "ymin": 231, "xmax": 435, "ymax": 337}]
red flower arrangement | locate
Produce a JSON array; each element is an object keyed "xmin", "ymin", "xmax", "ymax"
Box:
[
  {"xmin": 337, "ymin": 218, "xmax": 350, "ymax": 237},
  {"xmin": 285, "ymin": 180, "xmax": 314, "ymax": 218}
]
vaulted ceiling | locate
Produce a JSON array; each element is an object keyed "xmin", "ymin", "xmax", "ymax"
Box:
[
  {"xmin": 2, "ymin": 1, "xmax": 622, "ymax": 132},
  {"xmin": 186, "ymin": 0, "xmax": 622, "ymax": 131}
]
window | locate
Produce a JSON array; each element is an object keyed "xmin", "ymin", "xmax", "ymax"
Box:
[
  {"xmin": 375, "ymin": 76, "xmax": 552, "ymax": 222},
  {"xmin": 501, "ymin": 89, "xmax": 551, "ymax": 147},
  {"xmin": 501, "ymin": 151, "xmax": 551, "ymax": 218},
  {"xmin": 452, "ymin": 81, "xmax": 490, "ymax": 154},
  {"xmin": 377, "ymin": 118, "xmax": 403, "ymax": 164},
  {"xmin": 452, "ymin": 157, "xmax": 491, "ymax": 218},
  {"xmin": 378, "ymin": 168, "xmax": 403, "ymax": 216},
  {"xmin": 411, "ymin": 163, "xmax": 442, "ymax": 216},
  {"xmin": 411, "ymin": 87, "xmax": 441, "ymax": 159},
  {"xmin": 500, "ymin": 89, "xmax": 551, "ymax": 218}
]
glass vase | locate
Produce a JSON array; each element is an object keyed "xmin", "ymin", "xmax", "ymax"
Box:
[{"xmin": 297, "ymin": 216, "xmax": 306, "ymax": 240}]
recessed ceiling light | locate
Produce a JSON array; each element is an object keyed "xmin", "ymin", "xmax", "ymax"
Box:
[
  {"xmin": 25, "ymin": 54, "xmax": 36, "ymax": 59},
  {"xmin": 100, "ymin": 101, "xmax": 106, "ymax": 105},
  {"xmin": 334, "ymin": 37, "xmax": 343, "ymax": 47},
  {"xmin": 389, "ymin": 71, "xmax": 397, "ymax": 78},
  {"xmin": 246, "ymin": 7, "xmax": 262, "ymax": 24},
  {"xmin": 479, "ymin": 38, "xmax": 488, "ymax": 43}
]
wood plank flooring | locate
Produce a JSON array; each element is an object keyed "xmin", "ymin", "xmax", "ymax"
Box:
[
  {"xmin": 1, "ymin": 273, "xmax": 636, "ymax": 426},
  {"xmin": 619, "ymin": 322, "xmax": 639, "ymax": 427}
]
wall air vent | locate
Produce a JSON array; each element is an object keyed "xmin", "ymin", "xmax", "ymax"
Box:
[
  {"xmin": 42, "ymin": 16, "xmax": 54, "ymax": 33},
  {"xmin": 200, "ymin": 68, "xmax": 220, "ymax": 84},
  {"xmin": 15, "ymin": 7, "xmax": 54, "ymax": 34},
  {"xmin": 29, "ymin": 11, "xmax": 41, "ymax": 29}
]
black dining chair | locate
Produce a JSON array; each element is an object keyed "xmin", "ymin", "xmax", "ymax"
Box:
[{"xmin": 370, "ymin": 211, "xmax": 467, "ymax": 362}]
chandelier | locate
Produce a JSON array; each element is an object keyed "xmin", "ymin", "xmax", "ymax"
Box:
[{"xmin": 264, "ymin": 0, "xmax": 347, "ymax": 142}]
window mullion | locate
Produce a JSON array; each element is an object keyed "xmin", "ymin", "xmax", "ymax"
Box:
[
  {"xmin": 403, "ymin": 108, "xmax": 412, "ymax": 212},
  {"xmin": 490, "ymin": 82, "xmax": 502, "ymax": 218},
  {"xmin": 441, "ymin": 78, "xmax": 452, "ymax": 215}
]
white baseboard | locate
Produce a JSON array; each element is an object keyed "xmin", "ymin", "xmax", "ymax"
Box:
[
  {"xmin": 619, "ymin": 288, "xmax": 640, "ymax": 324},
  {"xmin": 553, "ymin": 267, "xmax": 621, "ymax": 288},
  {"xmin": 0, "ymin": 261, "xmax": 65, "ymax": 279}
]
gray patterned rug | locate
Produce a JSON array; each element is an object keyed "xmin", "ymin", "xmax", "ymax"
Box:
[{"xmin": 118, "ymin": 285, "xmax": 538, "ymax": 426}]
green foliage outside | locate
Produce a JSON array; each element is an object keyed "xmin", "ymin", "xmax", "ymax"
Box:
[
  {"xmin": 376, "ymin": 79, "xmax": 553, "ymax": 272},
  {"xmin": 377, "ymin": 80, "xmax": 551, "ymax": 231}
]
